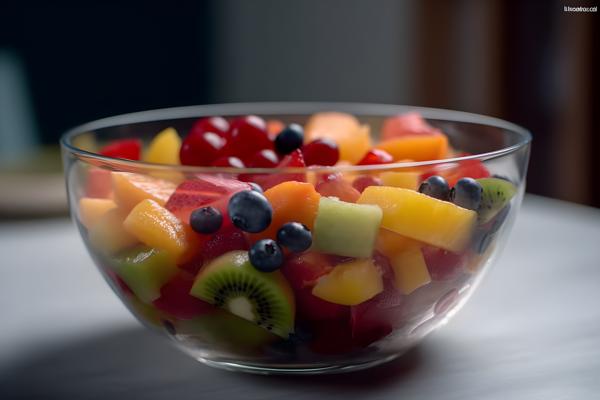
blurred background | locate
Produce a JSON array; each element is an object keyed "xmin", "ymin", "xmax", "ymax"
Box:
[{"xmin": 0, "ymin": 0, "xmax": 597, "ymax": 218}]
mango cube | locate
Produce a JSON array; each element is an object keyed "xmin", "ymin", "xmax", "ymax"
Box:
[
  {"xmin": 312, "ymin": 259, "xmax": 383, "ymax": 306},
  {"xmin": 376, "ymin": 135, "xmax": 448, "ymax": 161},
  {"xmin": 358, "ymin": 186, "xmax": 476, "ymax": 252},
  {"xmin": 123, "ymin": 199, "xmax": 189, "ymax": 259},
  {"xmin": 376, "ymin": 228, "xmax": 421, "ymax": 258},
  {"xmin": 112, "ymin": 172, "xmax": 176, "ymax": 212},
  {"xmin": 79, "ymin": 197, "xmax": 117, "ymax": 229},
  {"xmin": 144, "ymin": 127, "xmax": 181, "ymax": 165},
  {"xmin": 88, "ymin": 208, "xmax": 138, "ymax": 254},
  {"xmin": 380, "ymin": 171, "xmax": 421, "ymax": 190},
  {"xmin": 390, "ymin": 245, "xmax": 431, "ymax": 294}
]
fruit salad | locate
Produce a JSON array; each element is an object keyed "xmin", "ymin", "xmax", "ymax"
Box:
[{"xmin": 73, "ymin": 112, "xmax": 519, "ymax": 363}]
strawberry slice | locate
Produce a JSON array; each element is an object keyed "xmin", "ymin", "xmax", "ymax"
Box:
[
  {"xmin": 99, "ymin": 138, "xmax": 142, "ymax": 160},
  {"xmin": 153, "ymin": 273, "xmax": 214, "ymax": 319}
]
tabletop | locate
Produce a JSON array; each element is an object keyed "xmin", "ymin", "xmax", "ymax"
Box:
[{"xmin": 1, "ymin": 195, "xmax": 599, "ymax": 400}]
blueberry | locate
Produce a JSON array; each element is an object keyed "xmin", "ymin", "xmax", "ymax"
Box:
[
  {"xmin": 228, "ymin": 190, "xmax": 272, "ymax": 233},
  {"xmin": 190, "ymin": 206, "xmax": 223, "ymax": 234},
  {"xmin": 248, "ymin": 182, "xmax": 263, "ymax": 193},
  {"xmin": 276, "ymin": 222, "xmax": 312, "ymax": 253},
  {"xmin": 418, "ymin": 175, "xmax": 450, "ymax": 201},
  {"xmin": 249, "ymin": 239, "xmax": 284, "ymax": 272},
  {"xmin": 274, "ymin": 124, "xmax": 304, "ymax": 155},
  {"xmin": 450, "ymin": 178, "xmax": 483, "ymax": 210}
]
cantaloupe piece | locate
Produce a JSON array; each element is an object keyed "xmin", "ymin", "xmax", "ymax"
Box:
[
  {"xmin": 112, "ymin": 172, "xmax": 176, "ymax": 212},
  {"xmin": 144, "ymin": 127, "xmax": 181, "ymax": 165},
  {"xmin": 380, "ymin": 171, "xmax": 421, "ymax": 190},
  {"xmin": 123, "ymin": 199, "xmax": 189, "ymax": 259},
  {"xmin": 358, "ymin": 186, "xmax": 476, "ymax": 252},
  {"xmin": 79, "ymin": 197, "xmax": 117, "ymax": 229},
  {"xmin": 304, "ymin": 112, "xmax": 372, "ymax": 164},
  {"xmin": 88, "ymin": 208, "xmax": 138, "ymax": 254},
  {"xmin": 85, "ymin": 167, "xmax": 113, "ymax": 199},
  {"xmin": 390, "ymin": 244, "xmax": 431, "ymax": 295},
  {"xmin": 375, "ymin": 135, "xmax": 448, "ymax": 161},
  {"xmin": 312, "ymin": 259, "xmax": 383, "ymax": 306},
  {"xmin": 249, "ymin": 181, "xmax": 321, "ymax": 242}
]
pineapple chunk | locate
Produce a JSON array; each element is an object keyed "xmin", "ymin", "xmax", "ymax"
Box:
[
  {"xmin": 144, "ymin": 127, "xmax": 181, "ymax": 165},
  {"xmin": 312, "ymin": 259, "xmax": 383, "ymax": 306},
  {"xmin": 112, "ymin": 172, "xmax": 176, "ymax": 212},
  {"xmin": 123, "ymin": 199, "xmax": 189, "ymax": 259},
  {"xmin": 358, "ymin": 186, "xmax": 476, "ymax": 252},
  {"xmin": 376, "ymin": 228, "xmax": 421, "ymax": 258},
  {"xmin": 79, "ymin": 198, "xmax": 117, "ymax": 229},
  {"xmin": 390, "ymin": 245, "xmax": 431, "ymax": 294},
  {"xmin": 380, "ymin": 171, "xmax": 421, "ymax": 190},
  {"xmin": 88, "ymin": 208, "xmax": 138, "ymax": 254}
]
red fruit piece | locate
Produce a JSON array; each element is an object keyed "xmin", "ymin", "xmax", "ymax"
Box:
[
  {"xmin": 247, "ymin": 149, "xmax": 279, "ymax": 168},
  {"xmin": 381, "ymin": 112, "xmax": 442, "ymax": 141},
  {"xmin": 315, "ymin": 173, "xmax": 361, "ymax": 203},
  {"xmin": 180, "ymin": 131, "xmax": 225, "ymax": 166},
  {"xmin": 85, "ymin": 168, "xmax": 113, "ymax": 198},
  {"xmin": 422, "ymin": 247, "xmax": 467, "ymax": 281},
  {"xmin": 352, "ymin": 175, "xmax": 382, "ymax": 193},
  {"xmin": 211, "ymin": 156, "xmax": 245, "ymax": 168},
  {"xmin": 165, "ymin": 175, "xmax": 250, "ymax": 226},
  {"xmin": 99, "ymin": 138, "xmax": 142, "ymax": 160},
  {"xmin": 357, "ymin": 149, "xmax": 393, "ymax": 165},
  {"xmin": 281, "ymin": 252, "xmax": 349, "ymax": 321},
  {"xmin": 190, "ymin": 116, "xmax": 230, "ymax": 140},
  {"xmin": 153, "ymin": 273, "xmax": 214, "ymax": 319},
  {"xmin": 301, "ymin": 138, "xmax": 340, "ymax": 166},
  {"xmin": 221, "ymin": 115, "xmax": 273, "ymax": 163},
  {"xmin": 201, "ymin": 228, "xmax": 249, "ymax": 261},
  {"xmin": 244, "ymin": 149, "xmax": 306, "ymax": 191},
  {"xmin": 350, "ymin": 253, "xmax": 405, "ymax": 347},
  {"xmin": 309, "ymin": 319, "xmax": 354, "ymax": 355}
]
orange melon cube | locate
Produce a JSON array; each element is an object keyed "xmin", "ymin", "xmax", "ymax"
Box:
[
  {"xmin": 250, "ymin": 181, "xmax": 321, "ymax": 242},
  {"xmin": 358, "ymin": 186, "xmax": 476, "ymax": 252},
  {"xmin": 375, "ymin": 135, "xmax": 448, "ymax": 161},
  {"xmin": 112, "ymin": 172, "xmax": 176, "ymax": 212},
  {"xmin": 88, "ymin": 208, "xmax": 138, "ymax": 254},
  {"xmin": 304, "ymin": 112, "xmax": 371, "ymax": 164},
  {"xmin": 78, "ymin": 197, "xmax": 117, "ymax": 229},
  {"xmin": 123, "ymin": 199, "xmax": 189, "ymax": 259}
]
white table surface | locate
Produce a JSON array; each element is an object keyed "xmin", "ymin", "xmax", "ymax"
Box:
[{"xmin": 1, "ymin": 195, "xmax": 599, "ymax": 399}]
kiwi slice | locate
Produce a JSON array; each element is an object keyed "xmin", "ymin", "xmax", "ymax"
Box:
[
  {"xmin": 476, "ymin": 177, "xmax": 517, "ymax": 224},
  {"xmin": 190, "ymin": 250, "xmax": 295, "ymax": 338}
]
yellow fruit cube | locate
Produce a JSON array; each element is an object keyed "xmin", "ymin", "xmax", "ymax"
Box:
[
  {"xmin": 112, "ymin": 172, "xmax": 176, "ymax": 212},
  {"xmin": 144, "ymin": 127, "xmax": 181, "ymax": 165},
  {"xmin": 78, "ymin": 197, "xmax": 117, "ymax": 229},
  {"xmin": 88, "ymin": 208, "xmax": 138, "ymax": 254},
  {"xmin": 358, "ymin": 186, "xmax": 476, "ymax": 252},
  {"xmin": 123, "ymin": 199, "xmax": 189, "ymax": 258},
  {"xmin": 380, "ymin": 171, "xmax": 421, "ymax": 190},
  {"xmin": 312, "ymin": 259, "xmax": 383, "ymax": 306},
  {"xmin": 376, "ymin": 228, "xmax": 421, "ymax": 258},
  {"xmin": 390, "ymin": 245, "xmax": 431, "ymax": 294},
  {"xmin": 304, "ymin": 112, "xmax": 372, "ymax": 164}
]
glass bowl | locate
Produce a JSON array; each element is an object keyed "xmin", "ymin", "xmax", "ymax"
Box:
[{"xmin": 60, "ymin": 102, "xmax": 531, "ymax": 374}]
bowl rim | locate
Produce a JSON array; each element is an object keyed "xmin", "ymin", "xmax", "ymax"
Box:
[{"xmin": 60, "ymin": 102, "xmax": 532, "ymax": 174}]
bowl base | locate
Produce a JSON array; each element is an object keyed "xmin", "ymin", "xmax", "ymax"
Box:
[{"xmin": 196, "ymin": 353, "xmax": 402, "ymax": 375}]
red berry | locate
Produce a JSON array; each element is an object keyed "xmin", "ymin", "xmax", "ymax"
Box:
[
  {"xmin": 211, "ymin": 156, "xmax": 245, "ymax": 168},
  {"xmin": 422, "ymin": 247, "xmax": 467, "ymax": 281},
  {"xmin": 222, "ymin": 115, "xmax": 272, "ymax": 162},
  {"xmin": 201, "ymin": 228, "xmax": 249, "ymax": 261},
  {"xmin": 180, "ymin": 131, "xmax": 225, "ymax": 166},
  {"xmin": 352, "ymin": 175, "xmax": 382, "ymax": 193},
  {"xmin": 153, "ymin": 273, "xmax": 214, "ymax": 319},
  {"xmin": 190, "ymin": 116, "xmax": 230, "ymax": 139},
  {"xmin": 99, "ymin": 138, "xmax": 142, "ymax": 160},
  {"xmin": 357, "ymin": 149, "xmax": 394, "ymax": 165},
  {"xmin": 243, "ymin": 149, "xmax": 306, "ymax": 190},
  {"xmin": 247, "ymin": 149, "xmax": 279, "ymax": 168},
  {"xmin": 301, "ymin": 138, "xmax": 339, "ymax": 166}
]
